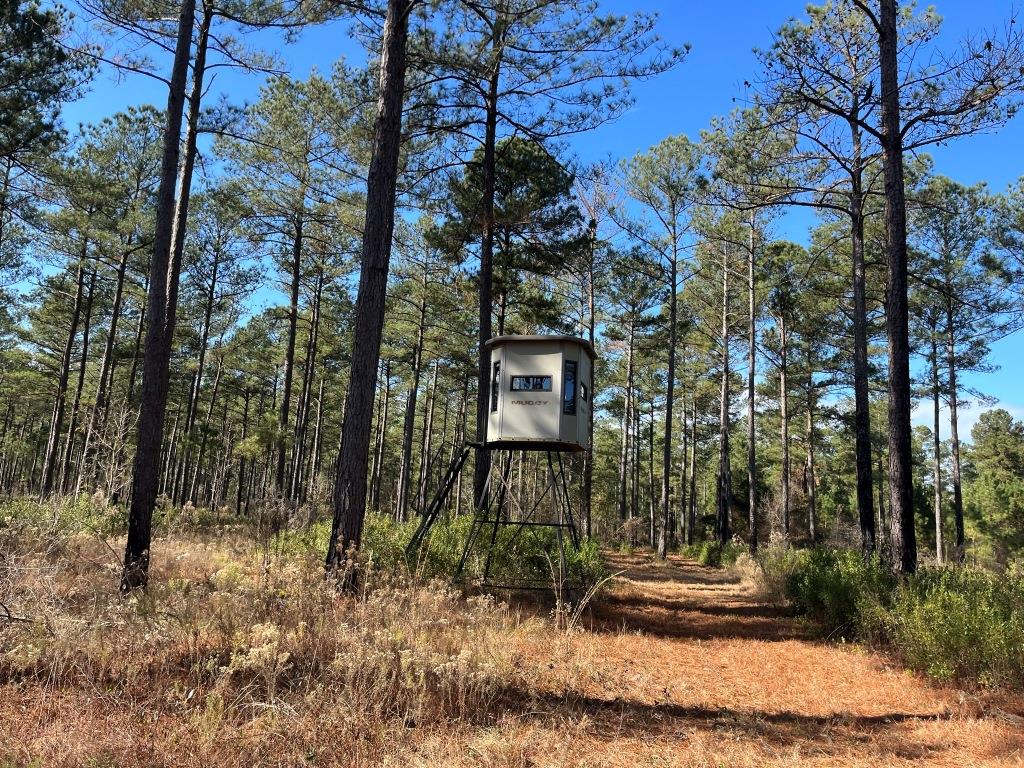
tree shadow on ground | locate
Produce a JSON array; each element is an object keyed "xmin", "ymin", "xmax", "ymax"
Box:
[
  {"xmin": 584, "ymin": 601, "xmax": 814, "ymax": 641},
  {"xmin": 491, "ymin": 688, "xmax": 975, "ymax": 762},
  {"xmin": 586, "ymin": 551, "xmax": 814, "ymax": 641}
]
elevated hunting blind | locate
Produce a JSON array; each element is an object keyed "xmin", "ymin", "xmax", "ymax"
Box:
[
  {"xmin": 406, "ymin": 334, "xmax": 597, "ymax": 593},
  {"xmin": 485, "ymin": 335, "xmax": 596, "ymax": 452}
]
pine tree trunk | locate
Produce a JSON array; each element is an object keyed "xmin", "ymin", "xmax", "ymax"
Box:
[
  {"xmin": 658, "ymin": 241, "xmax": 678, "ymax": 557},
  {"xmin": 877, "ymin": 450, "xmax": 888, "ymax": 555},
  {"xmin": 370, "ymin": 360, "xmax": 391, "ymax": 512},
  {"xmin": 237, "ymin": 390, "xmax": 249, "ymax": 515},
  {"xmin": 454, "ymin": 376, "xmax": 468, "ymax": 517},
  {"xmin": 717, "ymin": 244, "xmax": 733, "ymax": 545},
  {"xmin": 327, "ymin": 0, "xmax": 412, "ymax": 572},
  {"xmin": 583, "ymin": 251, "xmax": 596, "ymax": 539},
  {"xmin": 878, "ymin": 0, "xmax": 916, "ymax": 574},
  {"xmin": 473, "ymin": 49, "xmax": 501, "ymax": 509},
  {"xmin": 121, "ymin": 0, "xmax": 202, "ymax": 592},
  {"xmin": 189, "ymin": 356, "xmax": 221, "ymax": 504},
  {"xmin": 779, "ymin": 311, "xmax": 790, "ymax": 541},
  {"xmin": 688, "ymin": 397, "xmax": 697, "ymax": 545},
  {"xmin": 618, "ymin": 324, "xmax": 634, "ymax": 524},
  {"xmin": 396, "ymin": 296, "xmax": 426, "ymax": 521},
  {"xmin": 290, "ymin": 269, "xmax": 322, "ymax": 502},
  {"xmin": 277, "ymin": 213, "xmax": 304, "ymax": 496},
  {"xmin": 648, "ymin": 403, "xmax": 656, "ymax": 548},
  {"xmin": 679, "ymin": 392, "xmax": 688, "ymax": 544},
  {"xmin": 40, "ymin": 257, "xmax": 86, "ymax": 498},
  {"xmin": 59, "ymin": 267, "xmax": 98, "ymax": 494},
  {"xmin": 849, "ymin": 117, "xmax": 876, "ymax": 559},
  {"xmin": 632, "ymin": 398, "xmax": 640, "ymax": 535},
  {"xmin": 805, "ymin": 398, "xmax": 817, "ymax": 543},
  {"xmin": 930, "ymin": 330, "xmax": 944, "ymax": 564},
  {"xmin": 175, "ymin": 241, "xmax": 220, "ymax": 504},
  {"xmin": 945, "ymin": 304, "xmax": 965, "ymax": 563},
  {"xmin": 746, "ymin": 214, "xmax": 758, "ymax": 555},
  {"xmin": 79, "ymin": 241, "xmax": 131, "ymax": 495},
  {"xmin": 308, "ymin": 376, "xmax": 325, "ymax": 504},
  {"xmin": 161, "ymin": 404, "xmax": 181, "ymax": 497},
  {"xmin": 126, "ymin": 287, "xmax": 146, "ymax": 403},
  {"xmin": 417, "ymin": 360, "xmax": 439, "ymax": 513}
]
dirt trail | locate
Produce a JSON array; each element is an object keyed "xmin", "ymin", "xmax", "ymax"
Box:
[{"xmin": 448, "ymin": 551, "xmax": 1024, "ymax": 768}]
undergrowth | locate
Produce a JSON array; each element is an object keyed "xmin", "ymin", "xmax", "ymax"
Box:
[
  {"xmin": 1, "ymin": 496, "xmax": 575, "ymax": 764},
  {"xmin": 679, "ymin": 539, "xmax": 746, "ymax": 568},
  {"xmin": 755, "ymin": 545, "xmax": 1024, "ymax": 689}
]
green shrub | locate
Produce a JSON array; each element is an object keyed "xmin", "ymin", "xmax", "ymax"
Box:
[
  {"xmin": 783, "ymin": 548, "xmax": 894, "ymax": 636},
  {"xmin": 691, "ymin": 540, "xmax": 745, "ymax": 568},
  {"xmin": 0, "ymin": 495, "xmax": 124, "ymax": 540},
  {"xmin": 882, "ymin": 566, "xmax": 1024, "ymax": 687},
  {"xmin": 765, "ymin": 545, "xmax": 1024, "ymax": 689},
  {"xmin": 751, "ymin": 545, "xmax": 808, "ymax": 601},
  {"xmin": 272, "ymin": 512, "xmax": 605, "ymax": 588}
]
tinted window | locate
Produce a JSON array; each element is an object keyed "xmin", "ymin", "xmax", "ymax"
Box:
[
  {"xmin": 563, "ymin": 360, "xmax": 577, "ymax": 415},
  {"xmin": 490, "ymin": 361, "xmax": 500, "ymax": 412},
  {"xmin": 511, "ymin": 375, "xmax": 552, "ymax": 392}
]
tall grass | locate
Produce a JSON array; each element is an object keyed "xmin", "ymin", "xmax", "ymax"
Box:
[{"xmin": 0, "ymin": 496, "xmax": 571, "ymax": 764}]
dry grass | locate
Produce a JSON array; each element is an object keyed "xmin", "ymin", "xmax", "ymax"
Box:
[
  {"xmin": 0, "ymin": 515, "xmax": 539, "ymax": 766},
  {"xmin": 2, "ymin": 513, "xmax": 1023, "ymax": 767}
]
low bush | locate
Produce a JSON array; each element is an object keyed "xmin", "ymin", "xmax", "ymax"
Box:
[
  {"xmin": 782, "ymin": 548, "xmax": 894, "ymax": 636},
  {"xmin": 880, "ymin": 566, "xmax": 1024, "ymax": 687},
  {"xmin": 685, "ymin": 539, "xmax": 746, "ymax": 569},
  {"xmin": 275, "ymin": 512, "xmax": 606, "ymax": 589},
  {"xmin": 759, "ymin": 545, "xmax": 1024, "ymax": 688}
]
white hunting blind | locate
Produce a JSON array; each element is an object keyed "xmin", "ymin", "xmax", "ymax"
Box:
[{"xmin": 484, "ymin": 335, "xmax": 596, "ymax": 452}]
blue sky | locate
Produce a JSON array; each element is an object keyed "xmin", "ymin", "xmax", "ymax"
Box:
[{"xmin": 61, "ymin": 0, "xmax": 1024, "ymax": 437}]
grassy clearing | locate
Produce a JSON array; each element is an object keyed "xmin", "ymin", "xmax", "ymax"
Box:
[{"xmin": 0, "ymin": 496, "xmax": 583, "ymax": 765}]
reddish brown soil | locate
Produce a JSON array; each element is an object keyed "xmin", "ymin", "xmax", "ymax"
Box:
[{"xmin": 472, "ymin": 551, "xmax": 1024, "ymax": 768}]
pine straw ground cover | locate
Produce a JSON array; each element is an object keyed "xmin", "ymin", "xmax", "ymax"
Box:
[{"xmin": 2, "ymin": 505, "xmax": 1024, "ymax": 767}]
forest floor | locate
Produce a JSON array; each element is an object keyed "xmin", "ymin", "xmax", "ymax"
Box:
[
  {"xmin": 3, "ymin": 542, "xmax": 1024, "ymax": 767},
  {"xmin": 442, "ymin": 550, "xmax": 1024, "ymax": 768}
]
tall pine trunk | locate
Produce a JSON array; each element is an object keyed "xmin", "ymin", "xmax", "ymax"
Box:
[
  {"xmin": 716, "ymin": 244, "xmax": 732, "ymax": 545},
  {"xmin": 473, "ymin": 55, "xmax": 501, "ymax": 508},
  {"xmin": 849, "ymin": 116, "xmax": 876, "ymax": 559},
  {"xmin": 617, "ymin": 324, "xmax": 634, "ymax": 523},
  {"xmin": 327, "ymin": 0, "xmax": 413, "ymax": 572},
  {"xmin": 78, "ymin": 242, "xmax": 131, "ymax": 495},
  {"xmin": 290, "ymin": 269, "xmax": 322, "ymax": 502},
  {"xmin": 779, "ymin": 310, "xmax": 790, "ymax": 540},
  {"xmin": 746, "ymin": 213, "xmax": 758, "ymax": 553},
  {"xmin": 121, "ymin": 0, "xmax": 202, "ymax": 592},
  {"xmin": 417, "ymin": 360, "xmax": 439, "ymax": 512},
  {"xmin": 396, "ymin": 293, "xmax": 426, "ymax": 521},
  {"xmin": 59, "ymin": 267, "xmax": 98, "ymax": 493},
  {"xmin": 277, "ymin": 212, "xmax": 304, "ymax": 496},
  {"xmin": 688, "ymin": 397, "xmax": 697, "ymax": 545},
  {"xmin": 805, "ymin": 398, "xmax": 817, "ymax": 542},
  {"xmin": 370, "ymin": 360, "xmax": 391, "ymax": 512},
  {"xmin": 930, "ymin": 329, "xmax": 944, "ymax": 563},
  {"xmin": 40, "ymin": 257, "xmax": 86, "ymax": 498},
  {"xmin": 878, "ymin": 0, "xmax": 916, "ymax": 574},
  {"xmin": 582, "ymin": 245, "xmax": 596, "ymax": 538},
  {"xmin": 944, "ymin": 302, "xmax": 965, "ymax": 563},
  {"xmin": 658, "ymin": 237, "xmax": 678, "ymax": 558}
]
